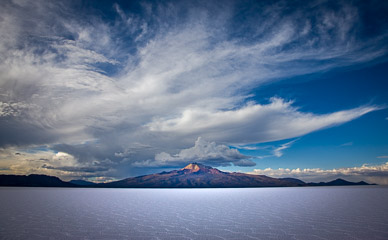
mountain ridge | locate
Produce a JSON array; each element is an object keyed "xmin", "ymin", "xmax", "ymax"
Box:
[
  {"xmin": 0, "ymin": 163, "xmax": 376, "ymax": 188},
  {"xmin": 0, "ymin": 174, "xmax": 76, "ymax": 187},
  {"xmin": 98, "ymin": 163, "xmax": 375, "ymax": 188}
]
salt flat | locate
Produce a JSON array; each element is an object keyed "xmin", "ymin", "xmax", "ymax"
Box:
[{"xmin": 1, "ymin": 186, "xmax": 388, "ymax": 240}]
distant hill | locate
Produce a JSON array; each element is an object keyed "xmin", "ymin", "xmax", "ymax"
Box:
[
  {"xmin": 0, "ymin": 174, "xmax": 76, "ymax": 187},
  {"xmin": 0, "ymin": 164, "xmax": 376, "ymax": 188},
  {"xmin": 308, "ymin": 178, "xmax": 374, "ymax": 186},
  {"xmin": 279, "ymin": 178, "xmax": 306, "ymax": 185},
  {"xmin": 69, "ymin": 179, "xmax": 97, "ymax": 186}
]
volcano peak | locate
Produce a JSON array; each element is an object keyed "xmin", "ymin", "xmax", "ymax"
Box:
[{"xmin": 181, "ymin": 163, "xmax": 208, "ymax": 172}]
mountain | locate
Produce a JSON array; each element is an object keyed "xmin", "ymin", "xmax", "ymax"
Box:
[
  {"xmin": 69, "ymin": 179, "xmax": 97, "ymax": 186},
  {"xmin": 279, "ymin": 178, "xmax": 306, "ymax": 185},
  {"xmin": 0, "ymin": 174, "xmax": 76, "ymax": 187},
  {"xmin": 101, "ymin": 163, "xmax": 307, "ymax": 188},
  {"xmin": 308, "ymin": 178, "xmax": 375, "ymax": 186},
  {"xmin": 0, "ymin": 164, "xmax": 375, "ymax": 188}
]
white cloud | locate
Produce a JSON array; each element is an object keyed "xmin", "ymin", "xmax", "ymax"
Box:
[
  {"xmin": 250, "ymin": 163, "xmax": 388, "ymax": 185},
  {"xmin": 273, "ymin": 139, "xmax": 298, "ymax": 157},
  {"xmin": 377, "ymin": 156, "xmax": 388, "ymax": 159},
  {"xmin": 233, "ymin": 146, "xmax": 261, "ymax": 150},
  {"xmin": 0, "ymin": 1, "xmax": 386, "ymax": 178},
  {"xmin": 148, "ymin": 98, "xmax": 379, "ymax": 144},
  {"xmin": 134, "ymin": 137, "xmax": 255, "ymax": 167},
  {"xmin": 340, "ymin": 142, "xmax": 353, "ymax": 147}
]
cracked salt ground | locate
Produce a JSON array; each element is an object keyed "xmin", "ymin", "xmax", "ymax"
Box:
[{"xmin": 1, "ymin": 186, "xmax": 388, "ymax": 240}]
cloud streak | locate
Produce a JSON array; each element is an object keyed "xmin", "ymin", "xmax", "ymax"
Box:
[
  {"xmin": 273, "ymin": 139, "xmax": 298, "ymax": 157},
  {"xmin": 148, "ymin": 98, "xmax": 379, "ymax": 144}
]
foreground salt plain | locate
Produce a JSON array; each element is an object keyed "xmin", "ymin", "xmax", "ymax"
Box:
[{"xmin": 1, "ymin": 186, "xmax": 388, "ymax": 239}]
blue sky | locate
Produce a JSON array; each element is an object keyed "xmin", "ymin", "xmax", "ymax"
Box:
[
  {"xmin": 0, "ymin": 0, "xmax": 387, "ymax": 183},
  {"xmin": 231, "ymin": 61, "xmax": 388, "ymax": 167}
]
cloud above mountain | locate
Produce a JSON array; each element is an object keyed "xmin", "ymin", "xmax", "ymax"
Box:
[{"xmin": 134, "ymin": 137, "xmax": 255, "ymax": 168}]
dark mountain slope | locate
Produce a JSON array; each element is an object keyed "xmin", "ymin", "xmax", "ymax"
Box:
[
  {"xmin": 69, "ymin": 179, "xmax": 97, "ymax": 186},
  {"xmin": 0, "ymin": 174, "xmax": 76, "ymax": 187}
]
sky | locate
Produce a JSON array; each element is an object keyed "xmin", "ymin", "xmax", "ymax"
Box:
[{"xmin": 0, "ymin": 0, "xmax": 387, "ymax": 184}]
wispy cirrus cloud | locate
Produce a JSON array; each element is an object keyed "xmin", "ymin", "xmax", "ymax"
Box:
[
  {"xmin": 148, "ymin": 99, "xmax": 379, "ymax": 144},
  {"xmin": 340, "ymin": 142, "xmax": 354, "ymax": 147},
  {"xmin": 273, "ymin": 139, "xmax": 299, "ymax": 157}
]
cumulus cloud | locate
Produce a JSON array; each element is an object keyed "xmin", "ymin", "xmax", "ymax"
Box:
[
  {"xmin": 0, "ymin": 102, "xmax": 30, "ymax": 117},
  {"xmin": 134, "ymin": 137, "xmax": 255, "ymax": 167},
  {"xmin": 251, "ymin": 163, "xmax": 388, "ymax": 185},
  {"xmin": 0, "ymin": 0, "xmax": 386, "ymax": 178}
]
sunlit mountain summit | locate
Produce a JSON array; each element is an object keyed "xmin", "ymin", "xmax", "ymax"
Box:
[{"xmin": 181, "ymin": 163, "xmax": 223, "ymax": 174}]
